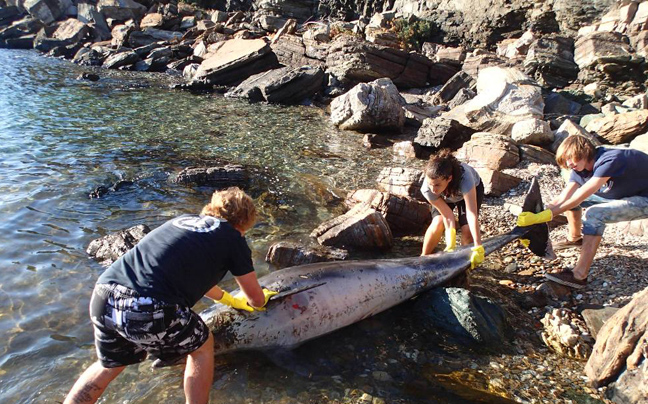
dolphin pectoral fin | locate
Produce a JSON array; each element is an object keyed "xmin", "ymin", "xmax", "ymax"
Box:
[
  {"xmin": 516, "ymin": 177, "xmax": 556, "ymax": 260},
  {"xmin": 268, "ymin": 282, "xmax": 327, "ymax": 302}
]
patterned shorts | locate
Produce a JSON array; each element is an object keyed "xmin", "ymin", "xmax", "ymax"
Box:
[
  {"xmin": 575, "ymin": 194, "xmax": 648, "ymax": 236},
  {"xmin": 90, "ymin": 283, "xmax": 210, "ymax": 368}
]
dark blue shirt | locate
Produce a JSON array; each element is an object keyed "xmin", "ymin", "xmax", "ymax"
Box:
[
  {"xmin": 97, "ymin": 215, "xmax": 255, "ymax": 307},
  {"xmin": 569, "ymin": 147, "xmax": 648, "ymax": 199}
]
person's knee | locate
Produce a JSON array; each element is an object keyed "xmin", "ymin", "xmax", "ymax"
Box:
[
  {"xmin": 582, "ymin": 207, "xmax": 607, "ymax": 236},
  {"xmin": 192, "ymin": 333, "xmax": 214, "ymax": 357}
]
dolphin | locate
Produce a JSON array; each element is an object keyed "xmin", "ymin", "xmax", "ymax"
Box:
[{"xmin": 201, "ymin": 177, "xmax": 555, "ymax": 355}]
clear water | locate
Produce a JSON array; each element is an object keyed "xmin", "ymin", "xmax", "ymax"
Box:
[{"xmin": 0, "ymin": 49, "xmax": 414, "ymax": 403}]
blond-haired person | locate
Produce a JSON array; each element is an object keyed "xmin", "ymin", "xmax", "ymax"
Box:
[
  {"xmin": 65, "ymin": 187, "xmax": 276, "ymax": 404},
  {"xmin": 517, "ymin": 136, "xmax": 648, "ymax": 289}
]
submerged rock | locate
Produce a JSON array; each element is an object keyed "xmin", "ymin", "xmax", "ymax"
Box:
[{"xmin": 172, "ymin": 165, "xmax": 248, "ymax": 187}]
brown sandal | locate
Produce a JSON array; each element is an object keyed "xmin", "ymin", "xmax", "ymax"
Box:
[{"xmin": 552, "ymin": 238, "xmax": 583, "ymax": 251}]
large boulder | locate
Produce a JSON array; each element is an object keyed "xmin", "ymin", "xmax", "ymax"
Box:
[
  {"xmin": 265, "ymin": 242, "xmax": 348, "ymax": 270},
  {"xmin": 225, "ymin": 65, "xmax": 324, "ymax": 104},
  {"xmin": 325, "ymin": 35, "xmax": 434, "ymax": 89},
  {"xmin": 77, "ymin": 2, "xmax": 110, "ymax": 41},
  {"xmin": 585, "ymin": 110, "xmax": 648, "ymax": 144},
  {"xmin": 474, "ymin": 168, "xmax": 521, "ymax": 196},
  {"xmin": 445, "ymin": 66, "xmax": 544, "ymax": 136},
  {"xmin": 524, "ymin": 35, "xmax": 579, "ymax": 89},
  {"xmin": 97, "ymin": 0, "xmax": 147, "ymax": 22},
  {"xmin": 345, "ymin": 189, "xmax": 431, "ymax": 236},
  {"xmin": 456, "ymin": 132, "xmax": 520, "ymax": 170},
  {"xmin": 551, "ymin": 118, "xmax": 601, "ymax": 153},
  {"xmin": 414, "ymin": 116, "xmax": 476, "ymax": 151},
  {"xmin": 310, "ymin": 206, "xmax": 393, "ymax": 250},
  {"xmin": 270, "ymin": 33, "xmax": 326, "ymax": 68},
  {"xmin": 585, "ymin": 287, "xmax": 648, "ymax": 403},
  {"xmin": 330, "ymin": 77, "xmax": 405, "ymax": 133},
  {"xmin": 574, "ymin": 31, "xmax": 645, "ymax": 85},
  {"xmin": 23, "ymin": 0, "xmax": 71, "ymax": 24},
  {"xmin": 191, "ymin": 38, "xmax": 279, "ymax": 86},
  {"xmin": 376, "ymin": 167, "xmax": 425, "ymax": 200}
]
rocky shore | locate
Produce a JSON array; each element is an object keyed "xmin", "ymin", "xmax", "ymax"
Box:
[{"xmin": 5, "ymin": 0, "xmax": 648, "ymax": 402}]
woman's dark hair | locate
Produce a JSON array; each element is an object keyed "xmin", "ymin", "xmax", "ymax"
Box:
[{"xmin": 425, "ymin": 149, "xmax": 463, "ymax": 198}]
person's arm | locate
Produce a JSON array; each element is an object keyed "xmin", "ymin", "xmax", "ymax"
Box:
[
  {"xmin": 233, "ymin": 272, "xmax": 265, "ymax": 309},
  {"xmin": 431, "ymin": 198, "xmax": 455, "ymax": 232},
  {"xmin": 518, "ymin": 177, "xmax": 610, "ymax": 227},
  {"xmin": 431, "ymin": 198, "xmax": 457, "ymax": 250},
  {"xmin": 550, "ymin": 176, "xmax": 609, "ymax": 216},
  {"xmin": 205, "ymin": 272, "xmax": 265, "ymax": 310},
  {"xmin": 547, "ymin": 181, "xmax": 580, "ymax": 209},
  {"xmin": 463, "ymin": 186, "xmax": 481, "ymax": 247}
]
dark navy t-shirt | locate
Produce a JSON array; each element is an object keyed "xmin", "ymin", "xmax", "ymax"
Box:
[
  {"xmin": 569, "ymin": 147, "xmax": 648, "ymax": 199},
  {"xmin": 97, "ymin": 214, "xmax": 255, "ymax": 307}
]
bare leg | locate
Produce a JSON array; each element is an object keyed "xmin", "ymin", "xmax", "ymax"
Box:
[
  {"xmin": 64, "ymin": 361, "xmax": 125, "ymax": 404},
  {"xmin": 460, "ymin": 224, "xmax": 473, "ymax": 245},
  {"xmin": 572, "ymin": 235, "xmax": 602, "ymax": 280},
  {"xmin": 565, "ymin": 209, "xmax": 583, "ymax": 241},
  {"xmin": 184, "ymin": 332, "xmax": 214, "ymax": 404},
  {"xmin": 421, "ymin": 215, "xmax": 444, "ymax": 255}
]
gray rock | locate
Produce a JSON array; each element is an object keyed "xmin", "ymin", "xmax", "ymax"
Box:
[
  {"xmin": 103, "ymin": 50, "xmax": 140, "ymax": 69},
  {"xmin": 524, "ymin": 35, "xmax": 579, "ymax": 89},
  {"xmin": 192, "ymin": 38, "xmax": 279, "ymax": 86},
  {"xmin": 97, "ymin": 0, "xmax": 147, "ymax": 22},
  {"xmin": 429, "ymin": 70, "xmax": 476, "ymax": 106},
  {"xmin": 414, "ymin": 116, "xmax": 475, "ymax": 151},
  {"xmin": 330, "ymin": 77, "xmax": 405, "ymax": 133},
  {"xmin": 23, "ymin": 0, "xmax": 71, "ymax": 24},
  {"xmin": 581, "ymin": 306, "xmax": 620, "ymax": 339},
  {"xmin": 325, "ymin": 35, "xmax": 433, "ymax": 89},
  {"xmin": 226, "ymin": 65, "xmax": 324, "ymax": 104}
]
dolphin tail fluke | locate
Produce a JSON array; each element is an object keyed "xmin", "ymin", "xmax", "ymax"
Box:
[{"xmin": 514, "ymin": 177, "xmax": 556, "ymax": 260}]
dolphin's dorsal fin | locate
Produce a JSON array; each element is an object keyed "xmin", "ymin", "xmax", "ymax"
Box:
[{"xmin": 268, "ymin": 282, "xmax": 327, "ymax": 301}]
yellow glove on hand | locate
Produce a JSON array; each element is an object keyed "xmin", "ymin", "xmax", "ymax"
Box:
[
  {"xmin": 444, "ymin": 228, "xmax": 457, "ymax": 252},
  {"xmin": 214, "ymin": 291, "xmax": 253, "ymax": 312},
  {"xmin": 234, "ymin": 288, "xmax": 279, "ymax": 312},
  {"xmin": 470, "ymin": 245, "xmax": 485, "ymax": 270},
  {"xmin": 517, "ymin": 209, "xmax": 553, "ymax": 227},
  {"xmin": 519, "ymin": 238, "xmax": 530, "ymax": 248}
]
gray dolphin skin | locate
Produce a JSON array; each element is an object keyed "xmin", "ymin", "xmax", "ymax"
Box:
[{"xmin": 201, "ymin": 178, "xmax": 555, "ymax": 356}]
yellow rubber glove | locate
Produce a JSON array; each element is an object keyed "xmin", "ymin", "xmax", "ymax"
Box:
[
  {"xmin": 214, "ymin": 291, "xmax": 253, "ymax": 312},
  {"xmin": 470, "ymin": 245, "xmax": 485, "ymax": 270},
  {"xmin": 517, "ymin": 209, "xmax": 553, "ymax": 227},
  {"xmin": 519, "ymin": 239, "xmax": 530, "ymax": 248},
  {"xmin": 444, "ymin": 228, "xmax": 457, "ymax": 252},
  {"xmin": 234, "ymin": 288, "xmax": 279, "ymax": 312}
]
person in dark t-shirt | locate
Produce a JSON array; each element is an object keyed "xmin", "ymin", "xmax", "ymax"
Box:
[
  {"xmin": 65, "ymin": 187, "xmax": 277, "ymax": 404},
  {"xmin": 516, "ymin": 136, "xmax": 648, "ymax": 289}
]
